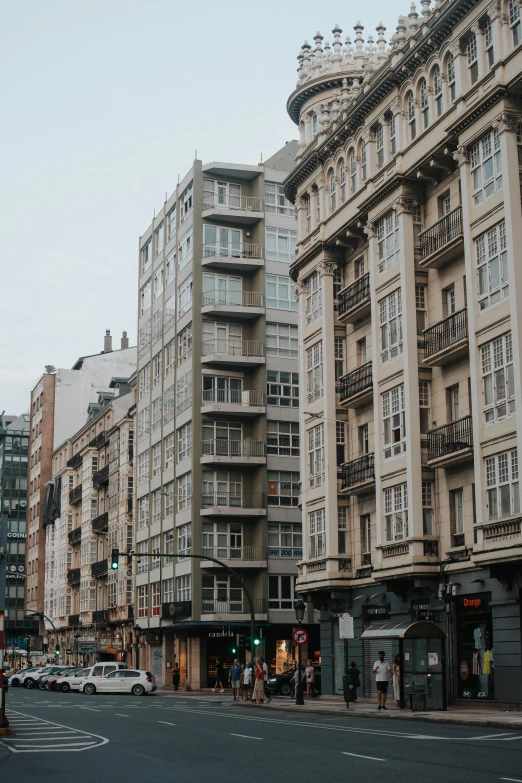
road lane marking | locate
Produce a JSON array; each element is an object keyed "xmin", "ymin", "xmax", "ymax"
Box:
[
  {"xmin": 342, "ymin": 751, "xmax": 385, "ymax": 762},
  {"xmin": 500, "ymin": 778, "xmax": 522, "ymax": 782},
  {"xmin": 230, "ymin": 733, "xmax": 262, "ymax": 740},
  {"xmin": 158, "ymin": 721, "xmax": 177, "ymax": 726},
  {"xmin": 79, "ymin": 708, "xmax": 100, "ymax": 713},
  {"xmin": 114, "ymin": 714, "xmax": 129, "ymax": 717}
]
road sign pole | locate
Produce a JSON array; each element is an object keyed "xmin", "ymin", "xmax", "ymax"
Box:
[{"xmin": 295, "ymin": 624, "xmax": 304, "ymax": 706}]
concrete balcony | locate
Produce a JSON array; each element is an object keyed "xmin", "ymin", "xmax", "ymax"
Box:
[
  {"xmin": 201, "ymin": 339, "xmax": 265, "ymax": 367},
  {"xmin": 200, "ymin": 492, "xmax": 266, "ymax": 517},
  {"xmin": 202, "ymin": 242, "xmax": 264, "ymax": 272},
  {"xmin": 201, "ymin": 290, "xmax": 264, "ymax": 318},
  {"xmin": 201, "ymin": 598, "xmax": 267, "ymax": 622},
  {"xmin": 427, "ymin": 416, "xmax": 473, "ymax": 468},
  {"xmin": 423, "ymin": 309, "xmax": 469, "ymax": 366},
  {"xmin": 200, "ymin": 439, "xmax": 266, "ymax": 466},
  {"xmin": 340, "ymin": 453, "xmax": 375, "ymax": 495},
  {"xmin": 339, "ymin": 362, "xmax": 373, "ymax": 408},
  {"xmin": 199, "ymin": 546, "xmax": 267, "ymax": 569},
  {"xmin": 418, "ymin": 206, "xmax": 463, "ymax": 269},
  {"xmin": 202, "ymin": 194, "xmax": 263, "ymax": 224},
  {"xmin": 338, "ymin": 273, "xmax": 371, "ymax": 323},
  {"xmin": 201, "ymin": 389, "xmax": 265, "ymax": 417}
]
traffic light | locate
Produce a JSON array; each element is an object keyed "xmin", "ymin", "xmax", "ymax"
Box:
[
  {"xmin": 54, "ymin": 647, "xmax": 60, "ymax": 657},
  {"xmin": 253, "ymin": 638, "xmax": 261, "ymax": 647},
  {"xmin": 111, "ymin": 548, "xmax": 119, "ymax": 570},
  {"xmin": 231, "ymin": 647, "xmax": 237, "ymax": 654}
]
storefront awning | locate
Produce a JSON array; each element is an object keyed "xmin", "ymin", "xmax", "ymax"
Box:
[{"xmin": 360, "ymin": 621, "xmax": 447, "ymax": 640}]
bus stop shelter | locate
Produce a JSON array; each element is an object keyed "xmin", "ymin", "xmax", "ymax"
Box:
[{"xmin": 360, "ymin": 621, "xmax": 447, "ymax": 711}]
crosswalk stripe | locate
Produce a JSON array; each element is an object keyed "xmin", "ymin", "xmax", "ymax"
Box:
[{"xmin": 0, "ymin": 709, "xmax": 109, "ymax": 753}]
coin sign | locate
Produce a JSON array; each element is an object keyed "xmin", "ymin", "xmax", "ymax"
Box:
[{"xmin": 292, "ymin": 628, "xmax": 308, "ymax": 646}]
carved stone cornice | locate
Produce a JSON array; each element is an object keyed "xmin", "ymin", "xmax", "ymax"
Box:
[
  {"xmin": 453, "ymin": 145, "xmax": 469, "ymax": 166},
  {"xmin": 448, "ymin": 39, "xmax": 465, "ymax": 56},
  {"xmin": 319, "ymin": 260, "xmax": 338, "ymax": 277},
  {"xmin": 294, "ymin": 280, "xmax": 307, "ymax": 298},
  {"xmin": 492, "ymin": 111, "xmax": 522, "ymax": 134},
  {"xmin": 394, "ymin": 196, "xmax": 418, "ymax": 215},
  {"xmin": 363, "ymin": 221, "xmax": 376, "ymax": 239},
  {"xmin": 486, "ymin": 0, "xmax": 501, "ymax": 21},
  {"xmin": 470, "ymin": 22, "xmax": 483, "ymax": 35}
]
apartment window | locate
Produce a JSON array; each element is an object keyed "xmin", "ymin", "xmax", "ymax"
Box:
[
  {"xmin": 333, "ymin": 266, "xmax": 343, "ymax": 312},
  {"xmin": 422, "ymin": 480, "xmax": 433, "ymax": 535},
  {"xmin": 163, "ymin": 384, "xmax": 174, "ymax": 424},
  {"xmin": 308, "ymin": 424, "xmax": 325, "ymax": 489},
  {"xmin": 138, "ymin": 495, "xmax": 149, "ymax": 530},
  {"xmin": 152, "ymin": 352, "xmax": 162, "ymax": 388},
  {"xmin": 265, "ymin": 182, "xmax": 293, "ymax": 216},
  {"xmin": 433, "ymin": 66, "xmax": 443, "ymax": 116},
  {"xmin": 482, "ymin": 333, "xmax": 515, "ymax": 422},
  {"xmin": 139, "ymin": 364, "xmax": 150, "ymax": 400},
  {"xmin": 164, "ymin": 531, "xmax": 174, "ymax": 564},
  {"xmin": 380, "ymin": 289, "xmax": 403, "ymax": 363},
  {"xmin": 266, "ymin": 322, "xmax": 298, "ymax": 359},
  {"xmin": 448, "ymin": 384, "xmax": 460, "ymax": 422},
  {"xmin": 265, "ymin": 227, "xmax": 297, "ymax": 262},
  {"xmin": 266, "ymin": 274, "xmax": 297, "ymax": 310},
  {"xmin": 267, "ymin": 370, "xmax": 299, "ymax": 407},
  {"xmin": 140, "ymin": 279, "xmax": 151, "ymax": 314},
  {"xmin": 389, "ymin": 115, "xmax": 396, "ymax": 155},
  {"xmin": 361, "ymin": 514, "xmax": 371, "ymax": 563},
  {"xmin": 312, "ymin": 112, "xmax": 318, "ymax": 137},
  {"xmin": 268, "ymin": 522, "xmax": 302, "ymax": 549},
  {"xmin": 350, "ymin": 149, "xmax": 357, "ymax": 193},
  {"xmin": 163, "ymin": 577, "xmax": 174, "ymax": 603},
  {"xmin": 164, "ymin": 339, "xmax": 175, "ymax": 377},
  {"xmin": 486, "ymin": 450, "xmax": 519, "ymax": 519},
  {"xmin": 314, "ymin": 185, "xmax": 321, "ymax": 224},
  {"xmin": 420, "ymin": 78, "xmax": 429, "ymax": 128},
  {"xmin": 269, "ymin": 575, "xmax": 296, "ymax": 610},
  {"xmin": 339, "ymin": 159, "xmax": 347, "ymax": 201},
  {"xmin": 415, "ymin": 284, "xmax": 427, "ymax": 334},
  {"xmin": 337, "ymin": 507, "xmax": 348, "ymax": 555},
  {"xmin": 152, "ymin": 489, "xmax": 161, "ymax": 525},
  {"xmin": 467, "ymin": 34, "xmax": 478, "ymax": 84},
  {"xmin": 510, "ymin": 0, "xmax": 522, "ymax": 45},
  {"xmin": 165, "ymin": 250, "xmax": 176, "ymax": 287},
  {"xmin": 178, "ymin": 323, "xmax": 192, "ymax": 365},
  {"xmin": 180, "ymin": 183, "xmax": 193, "ymax": 223},
  {"xmin": 176, "ymin": 370, "xmax": 192, "ymax": 414},
  {"xmin": 306, "ymin": 270, "xmax": 322, "ymax": 325},
  {"xmin": 385, "ymin": 483, "xmax": 409, "ymax": 541},
  {"xmin": 476, "ymin": 222, "xmax": 508, "ymax": 310},
  {"xmin": 178, "ymin": 523, "xmax": 192, "ymax": 558},
  {"xmin": 136, "ymin": 541, "xmax": 149, "ymax": 574},
  {"xmin": 153, "ymin": 266, "xmax": 163, "ymax": 300},
  {"xmin": 447, "ymin": 53, "xmax": 456, "ymax": 101},
  {"xmin": 178, "ymin": 275, "xmax": 193, "ymax": 318},
  {"xmin": 177, "ymin": 421, "xmax": 192, "ymax": 462},
  {"xmin": 178, "ymin": 472, "xmax": 192, "ymax": 511},
  {"xmin": 334, "ymin": 336, "xmax": 345, "ymax": 381},
  {"xmin": 357, "ymin": 337, "xmax": 367, "ymax": 365},
  {"xmin": 164, "ymin": 481, "xmax": 174, "ymax": 517},
  {"xmin": 141, "ymin": 240, "xmax": 152, "ymax": 274},
  {"xmin": 177, "ymin": 574, "xmax": 191, "ymax": 602},
  {"xmin": 407, "ymin": 93, "xmax": 416, "ymax": 140},
  {"xmin": 267, "ymin": 421, "xmax": 299, "ymax": 457},
  {"xmin": 167, "ymin": 205, "xmax": 176, "ymax": 241},
  {"xmin": 484, "ymin": 18, "xmax": 494, "ymax": 66},
  {"xmin": 306, "ymin": 341, "xmax": 323, "ymax": 404},
  {"xmin": 137, "ymin": 451, "xmax": 149, "ymax": 485},
  {"xmin": 336, "ymin": 421, "xmax": 346, "ymax": 467},
  {"xmin": 359, "ymin": 423, "xmax": 369, "ymax": 456},
  {"xmin": 164, "ymin": 433, "xmax": 175, "ymax": 470},
  {"xmin": 151, "ymin": 535, "xmax": 161, "ymax": 571},
  {"xmin": 178, "ymin": 226, "xmax": 193, "ymax": 272},
  {"xmin": 152, "ymin": 443, "xmax": 161, "ymax": 477},
  {"xmin": 419, "ymin": 380, "xmax": 430, "ymax": 434},
  {"xmin": 137, "ymin": 585, "xmax": 148, "ymax": 618},
  {"xmin": 452, "ymin": 489, "xmax": 464, "ymax": 534},
  {"xmin": 377, "ymin": 211, "xmax": 400, "ymax": 273},
  {"xmin": 329, "ymin": 170, "xmax": 336, "ymax": 212},
  {"xmin": 305, "ymin": 193, "xmax": 311, "ymax": 232},
  {"xmin": 383, "ymin": 384, "xmax": 406, "ymax": 459},
  {"xmin": 471, "ymin": 129, "xmax": 502, "ymax": 206},
  {"xmin": 309, "ymin": 508, "xmax": 325, "ymax": 559},
  {"xmin": 152, "ymin": 309, "xmax": 164, "ymax": 343},
  {"xmin": 267, "ymin": 470, "xmax": 300, "ymax": 506},
  {"xmin": 155, "ymin": 222, "xmax": 164, "ymax": 256}
]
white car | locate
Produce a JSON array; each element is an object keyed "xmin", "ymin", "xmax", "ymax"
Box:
[
  {"xmin": 20, "ymin": 666, "xmax": 64, "ymax": 689},
  {"xmin": 80, "ymin": 669, "xmax": 156, "ymax": 696},
  {"xmin": 60, "ymin": 662, "xmax": 127, "ymax": 692}
]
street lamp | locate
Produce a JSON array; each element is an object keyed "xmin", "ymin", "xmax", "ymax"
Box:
[
  {"xmin": 294, "ymin": 599, "xmax": 306, "ymax": 706},
  {"xmin": 73, "ymin": 634, "xmax": 80, "ymax": 667},
  {"xmin": 133, "ymin": 625, "xmax": 142, "ymax": 669}
]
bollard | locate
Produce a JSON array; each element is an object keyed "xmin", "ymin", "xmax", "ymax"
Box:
[{"xmin": 0, "ymin": 674, "xmax": 10, "ymax": 734}]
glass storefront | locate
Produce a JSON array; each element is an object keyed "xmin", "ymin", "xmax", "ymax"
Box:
[{"xmin": 455, "ymin": 593, "xmax": 494, "ymax": 700}]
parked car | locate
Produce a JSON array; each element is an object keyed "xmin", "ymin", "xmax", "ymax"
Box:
[
  {"xmin": 20, "ymin": 666, "xmax": 64, "ymax": 689},
  {"xmin": 57, "ymin": 668, "xmax": 92, "ymax": 693},
  {"xmin": 39, "ymin": 666, "xmax": 78, "ymax": 689},
  {"xmin": 79, "ymin": 669, "xmax": 156, "ymax": 696},
  {"xmin": 8, "ymin": 667, "xmax": 38, "ymax": 687},
  {"xmin": 266, "ymin": 666, "xmax": 322, "ymax": 697},
  {"xmin": 60, "ymin": 662, "xmax": 127, "ymax": 692}
]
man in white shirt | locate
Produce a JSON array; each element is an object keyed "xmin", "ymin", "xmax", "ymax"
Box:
[
  {"xmin": 261, "ymin": 658, "xmax": 272, "ymax": 703},
  {"xmin": 373, "ymin": 651, "xmax": 391, "ymax": 710}
]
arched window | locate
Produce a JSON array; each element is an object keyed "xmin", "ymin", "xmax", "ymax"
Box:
[
  {"xmin": 329, "ymin": 169, "xmax": 336, "ymax": 212},
  {"xmin": 376, "ymin": 125, "xmax": 384, "ymax": 168},
  {"xmin": 312, "ymin": 112, "xmax": 319, "ymax": 138},
  {"xmin": 509, "ymin": 0, "xmax": 521, "ymax": 46},
  {"xmin": 433, "ymin": 66, "xmax": 443, "ymax": 116},
  {"xmin": 447, "ymin": 53, "xmax": 456, "ymax": 101},
  {"xmin": 339, "ymin": 159, "xmax": 347, "ymax": 203},
  {"xmin": 350, "ymin": 150, "xmax": 357, "ymax": 193},
  {"xmin": 420, "ymin": 78, "xmax": 429, "ymax": 129},
  {"xmin": 467, "ymin": 34, "xmax": 478, "ymax": 84},
  {"xmin": 407, "ymin": 93, "xmax": 416, "ymax": 141},
  {"xmin": 361, "ymin": 140, "xmax": 367, "ymax": 181}
]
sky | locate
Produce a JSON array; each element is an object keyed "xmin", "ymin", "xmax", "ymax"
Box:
[{"xmin": 1, "ymin": 0, "xmax": 400, "ymax": 414}]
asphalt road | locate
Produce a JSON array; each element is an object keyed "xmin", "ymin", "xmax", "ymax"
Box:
[{"xmin": 2, "ymin": 690, "xmax": 522, "ymax": 783}]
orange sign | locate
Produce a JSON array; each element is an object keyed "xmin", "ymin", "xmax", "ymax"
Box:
[
  {"xmin": 459, "ymin": 661, "xmax": 469, "ymax": 680},
  {"xmin": 107, "ymin": 647, "xmax": 118, "ymax": 655}
]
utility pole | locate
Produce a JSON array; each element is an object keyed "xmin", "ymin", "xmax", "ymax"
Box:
[{"xmin": 0, "ymin": 515, "xmax": 7, "ymax": 673}]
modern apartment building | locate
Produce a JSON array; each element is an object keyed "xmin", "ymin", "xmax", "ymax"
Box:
[
  {"xmin": 43, "ymin": 376, "xmax": 136, "ymax": 664},
  {"xmin": 26, "ymin": 331, "xmax": 136, "ymax": 628},
  {"xmin": 134, "ymin": 142, "xmax": 316, "ymax": 688},
  {"xmin": 286, "ymin": 0, "xmax": 522, "ymax": 703}
]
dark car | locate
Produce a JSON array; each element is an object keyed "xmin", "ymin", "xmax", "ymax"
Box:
[
  {"xmin": 266, "ymin": 666, "xmax": 321, "ymax": 697},
  {"xmin": 39, "ymin": 667, "xmax": 78, "ymax": 689}
]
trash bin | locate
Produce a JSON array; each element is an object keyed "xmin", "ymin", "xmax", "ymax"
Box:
[{"xmin": 343, "ymin": 674, "xmax": 357, "ymax": 706}]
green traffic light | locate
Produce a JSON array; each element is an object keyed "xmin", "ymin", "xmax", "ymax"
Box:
[
  {"xmin": 111, "ymin": 548, "xmax": 119, "ymax": 570},
  {"xmin": 231, "ymin": 647, "xmax": 236, "ymax": 654},
  {"xmin": 254, "ymin": 638, "xmax": 260, "ymax": 646},
  {"xmin": 55, "ymin": 648, "xmax": 60, "ymax": 656}
]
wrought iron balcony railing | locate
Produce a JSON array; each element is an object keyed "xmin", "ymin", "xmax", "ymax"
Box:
[
  {"xmin": 93, "ymin": 610, "xmax": 109, "ymax": 624},
  {"xmin": 341, "ymin": 453, "xmax": 375, "ymax": 490},
  {"xmin": 339, "ymin": 362, "xmax": 372, "ymax": 402},
  {"xmin": 68, "ymin": 614, "xmax": 80, "ymax": 627},
  {"xmin": 201, "ymin": 491, "xmax": 265, "ymax": 509},
  {"xmin": 69, "ymin": 485, "xmax": 83, "ymax": 505},
  {"xmin": 91, "ymin": 559, "xmax": 108, "ymax": 578},
  {"xmin": 67, "ymin": 567, "xmax": 81, "ymax": 585},
  {"xmin": 68, "ymin": 526, "xmax": 82, "ymax": 544},
  {"xmin": 424, "ymin": 309, "xmax": 468, "ymax": 359},
  {"xmin": 338, "ymin": 273, "xmax": 370, "ymax": 317},
  {"xmin": 427, "ymin": 415, "xmax": 473, "ymax": 462},
  {"xmin": 93, "ymin": 465, "xmax": 109, "ymax": 488},
  {"xmin": 66, "ymin": 452, "xmax": 83, "ymax": 469},
  {"xmin": 89, "ymin": 431, "xmax": 107, "ymax": 449},
  {"xmin": 92, "ymin": 511, "xmax": 108, "ymax": 534},
  {"xmin": 419, "ymin": 206, "xmax": 463, "ymax": 260}
]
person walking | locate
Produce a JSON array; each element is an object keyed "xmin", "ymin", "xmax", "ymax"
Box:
[
  {"xmin": 348, "ymin": 661, "xmax": 362, "ymax": 701},
  {"xmin": 392, "ymin": 654, "xmax": 401, "ymax": 707},
  {"xmin": 304, "ymin": 659, "xmax": 315, "ymax": 698},
  {"xmin": 261, "ymin": 657, "xmax": 272, "ymax": 703},
  {"xmin": 241, "ymin": 663, "xmax": 252, "ymax": 701},
  {"xmin": 373, "ymin": 650, "xmax": 391, "ymax": 710},
  {"xmin": 172, "ymin": 662, "xmax": 180, "ymax": 692},
  {"xmin": 252, "ymin": 658, "xmax": 265, "ymax": 704},
  {"xmin": 228, "ymin": 658, "xmax": 242, "ymax": 701},
  {"xmin": 212, "ymin": 660, "xmax": 225, "ymax": 693}
]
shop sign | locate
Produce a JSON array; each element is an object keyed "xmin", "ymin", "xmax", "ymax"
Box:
[
  {"xmin": 362, "ymin": 604, "xmax": 390, "ymax": 619},
  {"xmin": 268, "ymin": 547, "xmax": 303, "ymax": 558},
  {"xmin": 339, "ymin": 613, "xmax": 354, "ymax": 639},
  {"xmin": 459, "ymin": 661, "xmax": 469, "ymax": 680},
  {"xmin": 145, "ymin": 633, "xmax": 161, "ymax": 646},
  {"xmin": 6, "ymin": 573, "xmax": 25, "ymax": 580},
  {"xmin": 107, "ymin": 647, "xmax": 118, "ymax": 654},
  {"xmin": 457, "ymin": 594, "xmax": 490, "ymax": 611},
  {"xmin": 7, "ymin": 532, "xmax": 26, "ymax": 539},
  {"xmin": 208, "ymin": 628, "xmax": 234, "ymax": 638},
  {"xmin": 66, "ymin": 649, "xmax": 73, "ymax": 655},
  {"xmin": 411, "ymin": 601, "xmax": 433, "ymax": 621}
]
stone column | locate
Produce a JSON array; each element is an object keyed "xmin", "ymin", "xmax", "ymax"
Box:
[
  {"xmin": 449, "ymin": 39, "xmax": 465, "ymax": 98},
  {"xmin": 486, "ymin": 1, "xmax": 502, "ymax": 62},
  {"xmin": 471, "ymin": 23, "xmax": 486, "ymax": 81}
]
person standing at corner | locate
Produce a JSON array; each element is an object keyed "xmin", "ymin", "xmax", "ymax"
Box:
[
  {"xmin": 348, "ymin": 661, "xmax": 361, "ymax": 701},
  {"xmin": 304, "ymin": 659, "xmax": 315, "ymax": 698},
  {"xmin": 228, "ymin": 658, "xmax": 242, "ymax": 702},
  {"xmin": 212, "ymin": 660, "xmax": 225, "ymax": 693},
  {"xmin": 172, "ymin": 662, "xmax": 180, "ymax": 692},
  {"xmin": 261, "ymin": 657, "xmax": 272, "ymax": 703},
  {"xmin": 392, "ymin": 654, "xmax": 401, "ymax": 708},
  {"xmin": 252, "ymin": 658, "xmax": 265, "ymax": 704},
  {"xmin": 373, "ymin": 650, "xmax": 391, "ymax": 710},
  {"xmin": 241, "ymin": 662, "xmax": 252, "ymax": 701}
]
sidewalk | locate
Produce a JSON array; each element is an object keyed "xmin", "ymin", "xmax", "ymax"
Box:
[{"xmin": 156, "ymin": 688, "xmax": 522, "ymax": 730}]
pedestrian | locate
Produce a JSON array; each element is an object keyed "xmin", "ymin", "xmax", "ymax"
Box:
[
  {"xmin": 172, "ymin": 663, "xmax": 180, "ymax": 692},
  {"xmin": 212, "ymin": 660, "xmax": 225, "ymax": 693},
  {"xmin": 373, "ymin": 650, "xmax": 391, "ymax": 710},
  {"xmin": 252, "ymin": 658, "xmax": 265, "ymax": 704},
  {"xmin": 304, "ymin": 658, "xmax": 315, "ymax": 698},
  {"xmin": 392, "ymin": 654, "xmax": 401, "ymax": 708},
  {"xmin": 261, "ymin": 657, "xmax": 272, "ymax": 703},
  {"xmin": 241, "ymin": 663, "xmax": 252, "ymax": 701},
  {"xmin": 349, "ymin": 661, "xmax": 362, "ymax": 701},
  {"xmin": 228, "ymin": 658, "xmax": 242, "ymax": 701}
]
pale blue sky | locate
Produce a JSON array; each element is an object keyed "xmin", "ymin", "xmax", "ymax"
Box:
[{"xmin": 1, "ymin": 0, "xmax": 400, "ymax": 413}]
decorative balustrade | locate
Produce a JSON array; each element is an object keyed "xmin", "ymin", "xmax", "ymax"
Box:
[
  {"xmin": 338, "ymin": 273, "xmax": 370, "ymax": 317},
  {"xmin": 201, "ymin": 339, "xmax": 265, "ymax": 358},
  {"xmin": 382, "ymin": 542, "xmax": 409, "ymax": 559},
  {"xmin": 427, "ymin": 416, "xmax": 473, "ymax": 462},
  {"xmin": 341, "ymin": 453, "xmax": 375, "ymax": 490},
  {"xmin": 482, "ymin": 517, "xmax": 522, "ymax": 541},
  {"xmin": 203, "ymin": 194, "xmax": 263, "ymax": 211},
  {"xmin": 202, "ymin": 291, "xmax": 264, "ymax": 308},
  {"xmin": 419, "ymin": 206, "xmax": 463, "ymax": 260},
  {"xmin": 339, "ymin": 362, "xmax": 372, "ymax": 403},
  {"xmin": 202, "ymin": 439, "xmax": 265, "ymax": 458},
  {"xmin": 202, "ymin": 389, "xmax": 265, "ymax": 407},
  {"xmin": 424, "ymin": 309, "xmax": 468, "ymax": 359}
]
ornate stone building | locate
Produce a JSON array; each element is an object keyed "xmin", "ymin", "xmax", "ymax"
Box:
[{"xmin": 286, "ymin": 0, "xmax": 522, "ymax": 703}]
